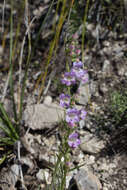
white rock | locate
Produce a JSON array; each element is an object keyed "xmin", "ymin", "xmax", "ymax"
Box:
[
  {"xmin": 103, "ymin": 187, "xmax": 108, "ymax": 190},
  {"xmin": 36, "ymin": 169, "xmax": 49, "ymax": 183},
  {"xmin": 79, "ymin": 119, "xmax": 85, "ymax": 129},
  {"xmin": 99, "ymin": 163, "xmax": 109, "ymax": 171},
  {"xmin": 43, "ymin": 96, "xmax": 52, "ymax": 105},
  {"xmin": 103, "ymin": 41, "xmax": 110, "ymax": 47},
  {"xmin": 89, "ymin": 155, "xmax": 95, "ymax": 164},
  {"xmin": 23, "ymin": 103, "xmax": 64, "ymax": 130},
  {"xmin": 86, "ymin": 23, "xmax": 95, "ymax": 31}
]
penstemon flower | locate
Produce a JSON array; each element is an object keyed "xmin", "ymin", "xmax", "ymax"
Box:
[
  {"xmin": 61, "ymin": 71, "xmax": 76, "ymax": 86},
  {"xmin": 80, "ymin": 70, "xmax": 88, "ymax": 83},
  {"xmin": 66, "ymin": 108, "xmax": 80, "ymax": 127},
  {"xmin": 68, "ymin": 132, "xmax": 81, "ymax": 148},
  {"xmin": 79, "ymin": 109, "xmax": 87, "ymax": 120},
  {"xmin": 59, "ymin": 93, "xmax": 70, "ymax": 108},
  {"xmin": 73, "ymin": 61, "xmax": 83, "ymax": 68},
  {"xmin": 71, "ymin": 68, "xmax": 85, "ymax": 80}
]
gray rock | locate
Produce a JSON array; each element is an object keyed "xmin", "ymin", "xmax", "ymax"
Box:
[
  {"xmin": 20, "ymin": 157, "xmax": 34, "ymax": 170},
  {"xmin": 74, "ymin": 169, "xmax": 102, "ymax": 190},
  {"xmin": 90, "ymin": 81, "xmax": 99, "ymax": 97},
  {"xmin": 76, "ymin": 75, "xmax": 91, "ymax": 105},
  {"xmin": 102, "ymin": 60, "xmax": 112, "ymax": 77},
  {"xmin": 115, "ymin": 62, "xmax": 127, "ymax": 76},
  {"xmin": 10, "ymin": 164, "xmax": 20, "ymax": 186},
  {"xmin": 113, "ymin": 44, "xmax": 123, "ymax": 54},
  {"xmin": 80, "ymin": 136, "xmax": 104, "ymax": 155},
  {"xmin": 102, "ymin": 41, "xmax": 110, "ymax": 47},
  {"xmin": 98, "ymin": 163, "xmax": 109, "ymax": 171},
  {"xmin": 86, "ymin": 23, "xmax": 95, "ymax": 31},
  {"xmin": 99, "ymin": 82, "xmax": 108, "ymax": 94},
  {"xmin": 21, "ymin": 133, "xmax": 37, "ymax": 154},
  {"xmin": 23, "ymin": 103, "xmax": 64, "ymax": 130},
  {"xmin": 36, "ymin": 169, "xmax": 50, "ymax": 184},
  {"xmin": 103, "ymin": 47, "xmax": 112, "ymax": 56}
]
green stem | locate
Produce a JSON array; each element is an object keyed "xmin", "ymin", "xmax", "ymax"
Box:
[
  {"xmin": 9, "ymin": 0, "xmax": 18, "ymax": 122},
  {"xmin": 81, "ymin": 0, "xmax": 90, "ymax": 63}
]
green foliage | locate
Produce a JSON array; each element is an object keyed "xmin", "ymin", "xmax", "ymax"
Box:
[
  {"xmin": 94, "ymin": 88, "xmax": 127, "ymax": 135},
  {"xmin": 110, "ymin": 90, "xmax": 127, "ymax": 123},
  {"xmin": 0, "ymin": 103, "xmax": 19, "ymax": 146}
]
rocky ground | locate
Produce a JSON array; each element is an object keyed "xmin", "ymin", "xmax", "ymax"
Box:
[{"xmin": 0, "ymin": 0, "xmax": 127, "ymax": 190}]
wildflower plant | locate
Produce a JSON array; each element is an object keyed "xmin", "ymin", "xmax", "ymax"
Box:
[{"xmin": 50, "ymin": 34, "xmax": 88, "ymax": 189}]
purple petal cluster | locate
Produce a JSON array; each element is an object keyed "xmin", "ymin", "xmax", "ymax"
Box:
[
  {"xmin": 61, "ymin": 71, "xmax": 76, "ymax": 86},
  {"xmin": 73, "ymin": 61, "xmax": 83, "ymax": 68},
  {"xmin": 71, "ymin": 61, "xmax": 88, "ymax": 84},
  {"xmin": 60, "ymin": 59, "xmax": 88, "ymax": 149},
  {"xmin": 66, "ymin": 108, "xmax": 80, "ymax": 127},
  {"xmin": 68, "ymin": 132, "xmax": 81, "ymax": 148},
  {"xmin": 79, "ymin": 109, "xmax": 87, "ymax": 120},
  {"xmin": 61, "ymin": 61, "xmax": 88, "ymax": 86},
  {"xmin": 65, "ymin": 108, "xmax": 87, "ymax": 127},
  {"xmin": 59, "ymin": 93, "xmax": 70, "ymax": 108}
]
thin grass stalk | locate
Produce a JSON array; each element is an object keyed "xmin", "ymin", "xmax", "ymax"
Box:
[
  {"xmin": 1, "ymin": 29, "xmax": 7, "ymax": 52},
  {"xmin": 19, "ymin": 0, "xmax": 32, "ymax": 121},
  {"xmin": 59, "ymin": 133, "xmax": 70, "ymax": 190},
  {"xmin": 2, "ymin": 0, "xmax": 6, "ymax": 33},
  {"xmin": 13, "ymin": 2, "xmax": 25, "ymax": 119},
  {"xmin": 81, "ymin": 0, "xmax": 90, "ymax": 63},
  {"xmin": 9, "ymin": 0, "xmax": 18, "ymax": 122},
  {"xmin": 54, "ymin": 0, "xmax": 67, "ymax": 47},
  {"xmin": 34, "ymin": 0, "xmax": 61, "ymax": 93},
  {"xmin": 32, "ymin": 0, "xmax": 55, "ymax": 56},
  {"xmin": 64, "ymin": 0, "xmax": 75, "ymax": 72},
  {"xmin": 38, "ymin": 0, "xmax": 68, "ymax": 101},
  {"xmin": 50, "ymin": 152, "xmax": 63, "ymax": 190},
  {"xmin": 12, "ymin": 1, "xmax": 25, "ymax": 59},
  {"xmin": 52, "ymin": 0, "xmax": 61, "ymax": 31},
  {"xmin": 38, "ymin": 11, "xmax": 68, "ymax": 102}
]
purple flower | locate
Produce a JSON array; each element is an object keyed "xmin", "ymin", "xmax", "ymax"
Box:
[
  {"xmin": 74, "ymin": 68, "xmax": 85, "ymax": 79},
  {"xmin": 73, "ymin": 61, "xmax": 83, "ymax": 68},
  {"xmin": 68, "ymin": 132, "xmax": 81, "ymax": 148},
  {"xmin": 59, "ymin": 93, "xmax": 70, "ymax": 108},
  {"xmin": 66, "ymin": 108, "xmax": 80, "ymax": 127},
  {"xmin": 80, "ymin": 71, "xmax": 88, "ymax": 83},
  {"xmin": 71, "ymin": 68, "xmax": 88, "ymax": 83},
  {"xmin": 79, "ymin": 109, "xmax": 87, "ymax": 120},
  {"xmin": 61, "ymin": 71, "xmax": 76, "ymax": 86}
]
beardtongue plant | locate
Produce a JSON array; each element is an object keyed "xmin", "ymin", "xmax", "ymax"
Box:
[
  {"xmin": 50, "ymin": 60, "xmax": 88, "ymax": 190},
  {"xmin": 60, "ymin": 61, "xmax": 87, "ymax": 147}
]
